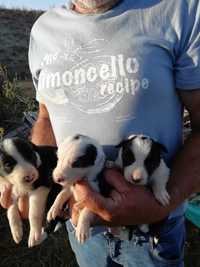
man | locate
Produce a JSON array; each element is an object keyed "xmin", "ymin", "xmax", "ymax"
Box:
[{"xmin": 1, "ymin": 0, "xmax": 200, "ymax": 266}]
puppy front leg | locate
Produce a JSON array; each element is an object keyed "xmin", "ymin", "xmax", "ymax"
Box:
[
  {"xmin": 152, "ymin": 160, "xmax": 170, "ymax": 206},
  {"xmin": 75, "ymin": 207, "xmax": 95, "ymax": 244},
  {"xmin": 7, "ymin": 203, "xmax": 23, "ymax": 244},
  {"xmin": 28, "ymin": 187, "xmax": 49, "ymax": 247},
  {"xmin": 47, "ymin": 187, "xmax": 71, "ymax": 222}
]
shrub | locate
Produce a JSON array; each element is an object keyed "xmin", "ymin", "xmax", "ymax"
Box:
[{"xmin": 0, "ymin": 65, "xmax": 38, "ymax": 135}]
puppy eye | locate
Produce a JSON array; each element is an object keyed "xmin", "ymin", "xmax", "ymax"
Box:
[
  {"xmin": 3, "ymin": 161, "xmax": 15, "ymax": 172},
  {"xmin": 74, "ymin": 135, "xmax": 80, "ymax": 140},
  {"xmin": 2, "ymin": 156, "xmax": 16, "ymax": 172},
  {"xmin": 4, "ymin": 161, "xmax": 12, "ymax": 168},
  {"xmin": 122, "ymin": 147, "xmax": 135, "ymax": 167}
]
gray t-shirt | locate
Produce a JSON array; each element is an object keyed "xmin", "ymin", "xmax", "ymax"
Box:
[
  {"xmin": 29, "ymin": 0, "xmax": 200, "ymax": 160},
  {"xmin": 29, "ymin": 0, "xmax": 200, "ymax": 216}
]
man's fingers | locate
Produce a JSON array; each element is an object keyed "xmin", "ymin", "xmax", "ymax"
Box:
[
  {"xmin": 0, "ymin": 184, "xmax": 13, "ymax": 209},
  {"xmin": 73, "ymin": 180, "xmax": 94, "ymax": 201},
  {"xmin": 73, "ymin": 181, "xmax": 111, "ymax": 220},
  {"xmin": 104, "ymin": 169, "xmax": 130, "ymax": 193},
  {"xmin": 74, "ymin": 180, "xmax": 106, "ymax": 210}
]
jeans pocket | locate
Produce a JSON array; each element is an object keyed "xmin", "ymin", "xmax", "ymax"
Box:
[
  {"xmin": 149, "ymin": 243, "xmax": 183, "ymax": 266},
  {"xmin": 149, "ymin": 216, "xmax": 185, "ymax": 267}
]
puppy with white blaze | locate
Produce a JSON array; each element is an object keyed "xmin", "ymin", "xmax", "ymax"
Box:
[
  {"xmin": 48, "ymin": 134, "xmax": 106, "ymax": 244},
  {"xmin": 0, "ymin": 137, "xmax": 63, "ymax": 247},
  {"xmin": 116, "ymin": 134, "xmax": 170, "ymax": 233}
]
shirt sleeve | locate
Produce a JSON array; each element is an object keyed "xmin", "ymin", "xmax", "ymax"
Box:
[
  {"xmin": 28, "ymin": 30, "xmax": 45, "ymax": 103},
  {"xmin": 175, "ymin": 1, "xmax": 200, "ymax": 90}
]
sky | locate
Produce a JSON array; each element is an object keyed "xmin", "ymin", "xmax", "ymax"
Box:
[{"xmin": 0, "ymin": 0, "xmax": 67, "ymax": 10}]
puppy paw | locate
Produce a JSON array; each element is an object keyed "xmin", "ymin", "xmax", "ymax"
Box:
[
  {"xmin": 154, "ymin": 189, "xmax": 170, "ymax": 206},
  {"xmin": 47, "ymin": 204, "xmax": 62, "ymax": 222},
  {"xmin": 40, "ymin": 228, "xmax": 48, "ymax": 242},
  {"xmin": 28, "ymin": 228, "xmax": 42, "ymax": 248},
  {"xmin": 75, "ymin": 223, "xmax": 90, "ymax": 244},
  {"xmin": 11, "ymin": 222, "xmax": 23, "ymax": 244}
]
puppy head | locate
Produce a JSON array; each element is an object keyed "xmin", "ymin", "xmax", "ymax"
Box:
[
  {"xmin": 0, "ymin": 138, "xmax": 41, "ymax": 188},
  {"xmin": 53, "ymin": 134, "xmax": 105, "ymax": 186},
  {"xmin": 116, "ymin": 135, "xmax": 167, "ymax": 185}
]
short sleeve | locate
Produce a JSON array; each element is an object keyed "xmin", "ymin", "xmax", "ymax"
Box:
[
  {"xmin": 175, "ymin": 1, "xmax": 200, "ymax": 90},
  {"xmin": 28, "ymin": 30, "xmax": 45, "ymax": 103}
]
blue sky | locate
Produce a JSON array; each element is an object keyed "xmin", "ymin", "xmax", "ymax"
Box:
[{"xmin": 0, "ymin": 0, "xmax": 67, "ymax": 10}]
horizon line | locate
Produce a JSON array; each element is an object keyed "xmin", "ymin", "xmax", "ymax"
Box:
[{"xmin": 0, "ymin": 4, "xmax": 46, "ymax": 10}]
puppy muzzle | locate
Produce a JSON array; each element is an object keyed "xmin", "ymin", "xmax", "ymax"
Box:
[
  {"xmin": 131, "ymin": 169, "xmax": 143, "ymax": 184},
  {"xmin": 23, "ymin": 169, "xmax": 38, "ymax": 184}
]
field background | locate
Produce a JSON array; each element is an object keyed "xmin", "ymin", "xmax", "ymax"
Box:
[{"xmin": 0, "ymin": 6, "xmax": 199, "ymax": 267}]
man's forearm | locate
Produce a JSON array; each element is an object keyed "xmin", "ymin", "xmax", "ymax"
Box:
[
  {"xmin": 168, "ymin": 132, "xmax": 200, "ymax": 204},
  {"xmin": 30, "ymin": 117, "xmax": 56, "ymax": 146}
]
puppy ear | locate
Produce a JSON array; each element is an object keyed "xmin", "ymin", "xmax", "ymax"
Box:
[
  {"xmin": 116, "ymin": 135, "xmax": 136, "ymax": 148},
  {"xmin": 115, "ymin": 140, "xmax": 129, "ymax": 148},
  {"xmin": 28, "ymin": 142, "xmax": 41, "ymax": 167},
  {"xmin": 156, "ymin": 142, "xmax": 168, "ymax": 153},
  {"xmin": 127, "ymin": 134, "xmax": 137, "ymax": 140},
  {"xmin": 30, "ymin": 142, "xmax": 38, "ymax": 150},
  {"xmin": 72, "ymin": 145, "xmax": 97, "ymax": 168},
  {"xmin": 35, "ymin": 152, "xmax": 42, "ymax": 167}
]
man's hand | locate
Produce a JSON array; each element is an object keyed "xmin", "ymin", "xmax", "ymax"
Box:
[
  {"xmin": 71, "ymin": 168, "xmax": 170, "ymax": 227},
  {"xmin": 0, "ymin": 181, "xmax": 13, "ymax": 209},
  {"xmin": 0, "ymin": 182, "xmax": 29, "ymax": 219},
  {"xmin": 70, "ymin": 168, "xmax": 128, "ymax": 226}
]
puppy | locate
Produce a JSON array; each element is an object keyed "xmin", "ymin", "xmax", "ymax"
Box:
[
  {"xmin": 0, "ymin": 137, "xmax": 63, "ymax": 247},
  {"xmin": 47, "ymin": 134, "xmax": 106, "ymax": 244},
  {"xmin": 116, "ymin": 134, "xmax": 170, "ymax": 233}
]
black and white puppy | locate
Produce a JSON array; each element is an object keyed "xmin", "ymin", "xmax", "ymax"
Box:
[
  {"xmin": 116, "ymin": 134, "xmax": 170, "ymax": 232},
  {"xmin": 47, "ymin": 134, "xmax": 106, "ymax": 244},
  {"xmin": 0, "ymin": 137, "xmax": 62, "ymax": 247}
]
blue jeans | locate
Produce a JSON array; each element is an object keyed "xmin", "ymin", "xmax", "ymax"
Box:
[{"xmin": 66, "ymin": 216, "xmax": 185, "ymax": 267}]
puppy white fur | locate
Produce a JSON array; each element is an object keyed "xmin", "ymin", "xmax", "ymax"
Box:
[
  {"xmin": 47, "ymin": 134, "xmax": 105, "ymax": 243},
  {"xmin": 116, "ymin": 134, "xmax": 170, "ymax": 233},
  {"xmin": 0, "ymin": 138, "xmax": 57, "ymax": 247}
]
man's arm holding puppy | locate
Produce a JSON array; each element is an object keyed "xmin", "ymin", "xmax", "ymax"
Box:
[
  {"xmin": 71, "ymin": 90, "xmax": 200, "ymax": 226},
  {"xmin": 30, "ymin": 103, "xmax": 57, "ymax": 146}
]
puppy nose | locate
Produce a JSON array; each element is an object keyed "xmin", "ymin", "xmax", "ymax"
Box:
[
  {"xmin": 57, "ymin": 177, "xmax": 65, "ymax": 184},
  {"xmin": 132, "ymin": 169, "xmax": 142, "ymax": 183},
  {"xmin": 24, "ymin": 171, "xmax": 37, "ymax": 183},
  {"xmin": 53, "ymin": 169, "xmax": 64, "ymax": 183}
]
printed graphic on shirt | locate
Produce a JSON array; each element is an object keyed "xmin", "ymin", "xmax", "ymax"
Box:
[{"xmin": 38, "ymin": 38, "xmax": 149, "ymax": 114}]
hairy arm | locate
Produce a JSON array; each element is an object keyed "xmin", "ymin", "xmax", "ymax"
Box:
[
  {"xmin": 30, "ymin": 103, "xmax": 56, "ymax": 146},
  {"xmin": 72, "ymin": 89, "xmax": 200, "ymax": 226}
]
